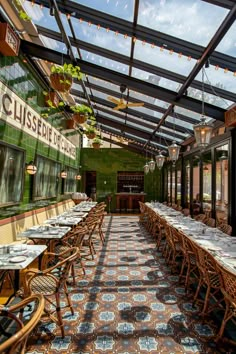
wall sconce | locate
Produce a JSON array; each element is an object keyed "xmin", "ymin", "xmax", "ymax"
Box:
[
  {"xmin": 26, "ymin": 161, "xmax": 37, "ymax": 175},
  {"xmin": 75, "ymin": 174, "xmax": 81, "ymax": 180},
  {"xmin": 60, "ymin": 170, "xmax": 67, "ymax": 178}
]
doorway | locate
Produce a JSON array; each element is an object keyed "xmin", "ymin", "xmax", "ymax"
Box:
[{"xmin": 85, "ymin": 171, "xmax": 96, "ymax": 200}]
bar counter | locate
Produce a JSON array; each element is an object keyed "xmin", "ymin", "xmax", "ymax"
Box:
[{"xmin": 115, "ymin": 193, "xmax": 146, "ymax": 211}]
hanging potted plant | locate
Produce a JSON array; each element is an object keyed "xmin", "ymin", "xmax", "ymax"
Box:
[
  {"xmin": 92, "ymin": 136, "xmax": 102, "ymax": 149},
  {"xmin": 43, "ymin": 91, "xmax": 60, "ymax": 108},
  {"xmin": 70, "ymin": 104, "xmax": 92, "ymax": 124},
  {"xmin": 50, "ymin": 63, "xmax": 83, "ymax": 93},
  {"xmin": 66, "ymin": 118, "xmax": 76, "ymax": 129},
  {"xmin": 85, "ymin": 125, "xmax": 97, "ymax": 139}
]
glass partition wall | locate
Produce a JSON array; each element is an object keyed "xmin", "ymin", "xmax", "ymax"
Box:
[
  {"xmin": 162, "ymin": 138, "xmax": 230, "ymax": 225},
  {"xmin": 202, "ymin": 151, "xmax": 212, "ymax": 216},
  {"xmin": 215, "ymin": 143, "xmax": 229, "ymax": 224}
]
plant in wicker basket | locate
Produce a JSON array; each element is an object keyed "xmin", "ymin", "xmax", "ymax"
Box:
[
  {"xmin": 92, "ymin": 136, "xmax": 102, "ymax": 149},
  {"xmin": 70, "ymin": 104, "xmax": 92, "ymax": 124},
  {"xmin": 50, "ymin": 63, "xmax": 83, "ymax": 92}
]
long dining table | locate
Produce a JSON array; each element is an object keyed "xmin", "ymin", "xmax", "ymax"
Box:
[{"xmin": 146, "ymin": 202, "xmax": 236, "ymax": 274}]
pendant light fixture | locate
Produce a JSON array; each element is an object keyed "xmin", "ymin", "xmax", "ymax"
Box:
[
  {"xmin": 148, "ymin": 156, "xmax": 155, "ymax": 172},
  {"xmin": 144, "ymin": 148, "xmax": 149, "ymax": 174},
  {"xmin": 155, "ymin": 151, "xmax": 165, "ymax": 169},
  {"xmin": 193, "ymin": 67, "xmax": 213, "ymax": 150},
  {"xmin": 168, "ymin": 110, "xmax": 180, "ymax": 165},
  {"xmin": 155, "ymin": 129, "xmax": 165, "ymax": 169}
]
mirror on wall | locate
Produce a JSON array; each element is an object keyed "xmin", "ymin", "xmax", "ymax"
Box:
[{"xmin": 215, "ymin": 143, "xmax": 228, "ymax": 224}]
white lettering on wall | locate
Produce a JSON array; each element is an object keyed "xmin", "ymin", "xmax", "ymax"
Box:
[{"xmin": 0, "ymin": 81, "xmax": 76, "ymax": 159}]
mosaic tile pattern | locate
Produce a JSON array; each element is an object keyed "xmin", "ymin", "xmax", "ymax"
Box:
[{"xmin": 26, "ymin": 216, "xmax": 234, "ymax": 353}]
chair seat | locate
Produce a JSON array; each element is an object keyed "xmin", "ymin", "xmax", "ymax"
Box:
[{"xmin": 30, "ymin": 275, "xmax": 58, "ymax": 295}]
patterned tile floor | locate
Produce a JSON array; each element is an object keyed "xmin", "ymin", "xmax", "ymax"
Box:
[{"xmin": 26, "ymin": 216, "xmax": 235, "ymax": 353}]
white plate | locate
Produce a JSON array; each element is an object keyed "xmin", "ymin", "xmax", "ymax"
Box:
[
  {"xmin": 9, "ymin": 256, "xmax": 27, "ymax": 263},
  {"xmin": 10, "ymin": 245, "xmax": 27, "ymax": 252}
]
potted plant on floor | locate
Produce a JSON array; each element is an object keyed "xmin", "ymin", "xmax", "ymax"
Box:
[
  {"xmin": 92, "ymin": 136, "xmax": 102, "ymax": 149},
  {"xmin": 70, "ymin": 104, "xmax": 92, "ymax": 124},
  {"xmin": 50, "ymin": 63, "xmax": 83, "ymax": 93}
]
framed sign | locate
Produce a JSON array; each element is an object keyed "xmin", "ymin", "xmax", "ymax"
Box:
[{"xmin": 0, "ymin": 23, "xmax": 20, "ymax": 56}]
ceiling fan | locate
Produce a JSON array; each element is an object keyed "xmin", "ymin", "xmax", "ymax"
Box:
[{"xmin": 107, "ymin": 84, "xmax": 144, "ymax": 110}]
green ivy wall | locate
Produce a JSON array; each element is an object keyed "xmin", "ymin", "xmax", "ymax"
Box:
[{"xmin": 80, "ymin": 148, "xmax": 162, "ymax": 211}]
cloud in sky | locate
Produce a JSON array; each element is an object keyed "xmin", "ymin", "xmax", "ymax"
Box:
[{"xmin": 138, "ymin": 0, "xmax": 228, "ymax": 47}]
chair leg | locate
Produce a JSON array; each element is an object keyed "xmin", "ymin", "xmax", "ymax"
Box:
[
  {"xmin": 200, "ymin": 285, "xmax": 210, "ymax": 316},
  {"xmin": 55, "ymin": 293, "xmax": 65, "ymax": 338},
  {"xmin": 64, "ymin": 284, "xmax": 74, "ymax": 316},
  {"xmin": 215, "ymin": 301, "xmax": 231, "ymax": 342}
]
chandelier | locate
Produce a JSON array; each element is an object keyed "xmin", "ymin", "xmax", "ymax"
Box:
[{"xmin": 193, "ymin": 68, "xmax": 213, "ymax": 149}]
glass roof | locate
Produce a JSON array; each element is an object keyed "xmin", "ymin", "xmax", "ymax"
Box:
[
  {"xmin": 138, "ymin": 0, "xmax": 229, "ymax": 47},
  {"xmin": 70, "ymin": 0, "xmax": 135, "ymax": 22},
  {"xmin": 12, "ymin": 0, "xmax": 236, "ymax": 153},
  {"xmin": 133, "ymin": 40, "xmax": 196, "ymax": 76}
]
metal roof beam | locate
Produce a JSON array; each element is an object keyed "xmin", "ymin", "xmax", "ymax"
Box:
[
  {"xmin": 37, "ymin": 25, "xmax": 236, "ymax": 102},
  {"xmin": 32, "ymin": 0, "xmax": 236, "ymax": 72},
  {"xmin": 20, "ymin": 40, "xmax": 225, "ymax": 121}
]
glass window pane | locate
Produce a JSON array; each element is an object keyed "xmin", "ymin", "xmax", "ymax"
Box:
[
  {"xmin": 176, "ymin": 169, "xmax": 181, "ymax": 204},
  {"xmin": 185, "ymin": 161, "xmax": 190, "ymax": 208},
  {"xmin": 193, "ymin": 156, "xmax": 200, "ymax": 215},
  {"xmin": 70, "ymin": 18, "xmax": 132, "ymax": 56},
  {"xmin": 167, "ymin": 168, "xmax": 171, "ymax": 204},
  {"xmin": 134, "ymin": 40, "xmax": 196, "ymax": 76},
  {"xmin": 81, "ymin": 50, "xmax": 129, "ymax": 74},
  {"xmin": 215, "ymin": 144, "xmax": 228, "ymax": 224},
  {"xmin": 202, "ymin": 151, "xmax": 212, "ymax": 213},
  {"xmin": 70, "ymin": 0, "xmax": 135, "ymax": 21},
  {"xmin": 0, "ymin": 144, "xmax": 24, "ymax": 204},
  {"xmin": 171, "ymin": 169, "xmax": 176, "ymax": 204},
  {"xmin": 138, "ymin": 0, "xmax": 228, "ymax": 47}
]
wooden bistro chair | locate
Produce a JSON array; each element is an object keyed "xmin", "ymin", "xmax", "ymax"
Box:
[
  {"xmin": 54, "ymin": 225, "xmax": 89, "ymax": 281},
  {"xmin": 0, "ymin": 294, "xmax": 44, "ymax": 354},
  {"xmin": 205, "ymin": 217, "xmax": 216, "ymax": 228},
  {"xmin": 23, "ymin": 247, "xmax": 79, "ymax": 338},
  {"xmin": 218, "ymin": 223, "xmax": 232, "ymax": 236},
  {"xmin": 82, "ymin": 218, "xmax": 100, "ymax": 259},
  {"xmin": 178, "ymin": 233, "xmax": 198, "ymax": 293},
  {"xmin": 215, "ymin": 262, "xmax": 236, "ymax": 345},
  {"xmin": 193, "ymin": 245, "xmax": 224, "ymax": 317}
]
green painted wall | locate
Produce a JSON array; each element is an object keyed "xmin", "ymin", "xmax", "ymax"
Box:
[
  {"xmin": 0, "ymin": 55, "xmax": 80, "ymax": 212},
  {"xmin": 80, "ymin": 148, "xmax": 162, "ymax": 211}
]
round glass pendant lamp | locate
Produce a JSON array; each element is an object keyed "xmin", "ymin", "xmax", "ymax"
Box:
[
  {"xmin": 148, "ymin": 158, "xmax": 155, "ymax": 172},
  {"xmin": 26, "ymin": 161, "xmax": 37, "ymax": 175},
  {"xmin": 144, "ymin": 163, "xmax": 150, "ymax": 175},
  {"xmin": 155, "ymin": 151, "xmax": 165, "ymax": 169},
  {"xmin": 168, "ymin": 141, "xmax": 180, "ymax": 164},
  {"xmin": 193, "ymin": 116, "xmax": 213, "ymax": 150}
]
